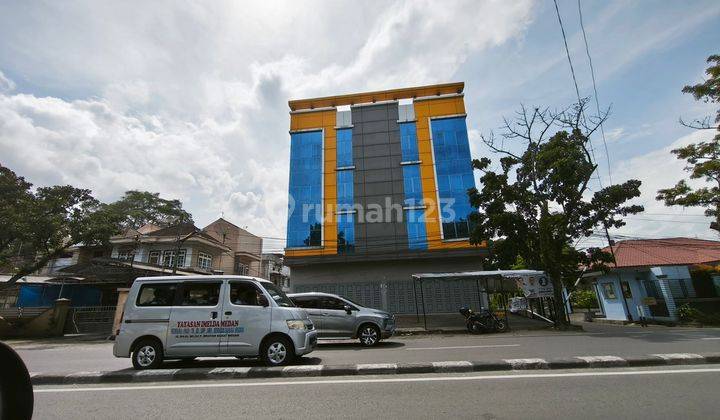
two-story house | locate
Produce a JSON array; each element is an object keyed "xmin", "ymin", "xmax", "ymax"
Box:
[
  {"xmin": 109, "ymin": 223, "xmax": 231, "ymax": 273},
  {"xmin": 109, "ymin": 218, "xmax": 263, "ymax": 276},
  {"xmin": 203, "ymin": 218, "xmax": 263, "ymax": 277}
]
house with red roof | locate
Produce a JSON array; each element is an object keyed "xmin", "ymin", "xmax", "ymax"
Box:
[{"xmin": 584, "ymin": 238, "xmax": 720, "ymax": 322}]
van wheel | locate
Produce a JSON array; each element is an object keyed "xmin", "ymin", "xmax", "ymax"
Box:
[
  {"xmin": 261, "ymin": 336, "xmax": 294, "ymax": 366},
  {"xmin": 132, "ymin": 339, "xmax": 164, "ymax": 370},
  {"xmin": 359, "ymin": 324, "xmax": 380, "ymax": 347}
]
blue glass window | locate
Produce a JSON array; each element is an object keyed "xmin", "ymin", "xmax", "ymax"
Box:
[
  {"xmin": 336, "ymin": 170, "xmax": 354, "ymax": 212},
  {"xmin": 337, "ymin": 212, "xmax": 355, "ymax": 254},
  {"xmin": 400, "ymin": 122, "xmax": 419, "ymax": 162},
  {"xmin": 336, "ymin": 128, "xmax": 353, "ymax": 168},
  {"xmin": 405, "ymin": 209, "xmax": 427, "ymax": 250},
  {"xmin": 336, "ymin": 127, "xmax": 354, "ymax": 253},
  {"xmin": 286, "ymin": 130, "xmax": 323, "ymax": 248},
  {"xmin": 402, "ymin": 165, "xmax": 423, "ymax": 207},
  {"xmin": 431, "ymin": 117, "xmax": 476, "ymax": 240},
  {"xmin": 399, "ymin": 121, "xmax": 427, "ymax": 250}
]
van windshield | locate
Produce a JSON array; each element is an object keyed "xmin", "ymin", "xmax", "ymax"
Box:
[{"xmin": 262, "ymin": 283, "xmax": 295, "ymax": 307}]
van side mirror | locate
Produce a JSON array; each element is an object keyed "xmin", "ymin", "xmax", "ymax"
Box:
[
  {"xmin": 258, "ymin": 295, "xmax": 269, "ymax": 307},
  {"xmin": 344, "ymin": 305, "xmax": 352, "ymax": 315}
]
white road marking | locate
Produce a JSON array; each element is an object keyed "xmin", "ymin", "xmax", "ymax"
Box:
[
  {"xmin": 432, "ymin": 361, "xmax": 473, "ymax": 371},
  {"xmin": 407, "ymin": 344, "xmax": 520, "ymax": 351},
  {"xmin": 653, "ymin": 353, "xmax": 704, "ymax": 360},
  {"xmin": 505, "ymin": 358, "xmax": 548, "ymax": 369},
  {"xmin": 576, "ymin": 356, "xmax": 626, "ymax": 364},
  {"xmin": 34, "ymin": 367, "xmax": 720, "ymax": 394},
  {"xmin": 701, "ymin": 337, "xmax": 720, "ymax": 340}
]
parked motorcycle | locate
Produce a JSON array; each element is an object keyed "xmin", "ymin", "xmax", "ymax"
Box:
[{"xmin": 459, "ymin": 306, "xmax": 508, "ymax": 334}]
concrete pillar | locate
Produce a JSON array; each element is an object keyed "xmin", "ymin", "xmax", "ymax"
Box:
[
  {"xmin": 657, "ymin": 279, "xmax": 678, "ymax": 321},
  {"xmin": 112, "ymin": 288, "xmax": 130, "ymax": 336},
  {"xmin": 51, "ymin": 298, "xmax": 71, "ymax": 336},
  {"xmin": 380, "ymin": 282, "xmax": 388, "ymax": 311}
]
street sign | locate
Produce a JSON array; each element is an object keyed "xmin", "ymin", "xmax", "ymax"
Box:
[{"xmin": 515, "ymin": 274, "xmax": 554, "ymax": 298}]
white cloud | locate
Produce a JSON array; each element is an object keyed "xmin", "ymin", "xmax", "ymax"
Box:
[
  {"xmin": 0, "ymin": 70, "xmax": 14, "ymax": 92},
  {"xmin": 0, "ymin": 1, "xmax": 535, "ymax": 249},
  {"xmin": 610, "ymin": 129, "xmax": 718, "ymax": 240}
]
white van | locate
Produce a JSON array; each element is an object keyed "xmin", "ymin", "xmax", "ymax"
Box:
[{"xmin": 113, "ymin": 275, "xmax": 317, "ymax": 369}]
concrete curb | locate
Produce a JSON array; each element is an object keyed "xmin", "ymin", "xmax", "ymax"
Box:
[{"xmin": 31, "ymin": 352, "xmax": 720, "ymax": 386}]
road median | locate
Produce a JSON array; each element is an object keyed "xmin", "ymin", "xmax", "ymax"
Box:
[{"xmin": 31, "ymin": 352, "xmax": 720, "ymax": 385}]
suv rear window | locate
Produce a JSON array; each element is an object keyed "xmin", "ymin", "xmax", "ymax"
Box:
[
  {"xmin": 319, "ymin": 297, "xmax": 347, "ymax": 311},
  {"xmin": 292, "ymin": 296, "xmax": 319, "ymax": 309},
  {"xmin": 136, "ymin": 283, "xmax": 177, "ymax": 307}
]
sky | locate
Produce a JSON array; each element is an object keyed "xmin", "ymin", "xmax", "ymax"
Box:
[{"xmin": 0, "ymin": 0, "xmax": 719, "ymax": 252}]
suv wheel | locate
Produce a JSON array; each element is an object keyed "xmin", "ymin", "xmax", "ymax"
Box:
[
  {"xmin": 132, "ymin": 339, "xmax": 164, "ymax": 370},
  {"xmin": 359, "ymin": 324, "xmax": 380, "ymax": 347},
  {"xmin": 262, "ymin": 336, "xmax": 294, "ymax": 366}
]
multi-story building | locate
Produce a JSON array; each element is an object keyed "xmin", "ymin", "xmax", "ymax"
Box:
[
  {"xmin": 203, "ymin": 218, "xmax": 263, "ymax": 277},
  {"xmin": 284, "ymin": 82, "xmax": 487, "ymax": 314},
  {"xmin": 260, "ymin": 253, "xmax": 291, "ymax": 291}
]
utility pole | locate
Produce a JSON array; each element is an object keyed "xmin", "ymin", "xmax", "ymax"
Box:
[
  {"xmin": 604, "ymin": 223, "xmax": 633, "ymax": 322},
  {"xmin": 172, "ymin": 228, "xmax": 195, "ymax": 275}
]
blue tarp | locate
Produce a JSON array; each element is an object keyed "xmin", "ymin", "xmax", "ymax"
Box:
[{"xmin": 16, "ymin": 284, "xmax": 102, "ymax": 307}]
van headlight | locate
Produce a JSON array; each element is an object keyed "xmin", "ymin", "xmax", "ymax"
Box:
[{"xmin": 286, "ymin": 320, "xmax": 307, "ymax": 330}]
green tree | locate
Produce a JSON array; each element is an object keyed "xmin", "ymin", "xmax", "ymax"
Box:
[
  {"xmin": 657, "ymin": 54, "xmax": 720, "ymax": 233},
  {"xmin": 105, "ymin": 190, "xmax": 193, "ymax": 230},
  {"xmin": 1, "ymin": 165, "xmax": 196, "ymax": 286},
  {"xmin": 0, "ymin": 164, "xmax": 123, "ymax": 286},
  {"xmin": 468, "ymin": 101, "xmax": 643, "ymax": 328}
]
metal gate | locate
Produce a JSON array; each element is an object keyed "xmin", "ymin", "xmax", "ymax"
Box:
[
  {"xmin": 294, "ymin": 279, "xmax": 485, "ymax": 314},
  {"xmin": 68, "ymin": 306, "xmax": 117, "ymax": 334}
]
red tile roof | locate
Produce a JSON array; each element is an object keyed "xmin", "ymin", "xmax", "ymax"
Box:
[{"xmin": 602, "ymin": 237, "xmax": 720, "ymax": 268}]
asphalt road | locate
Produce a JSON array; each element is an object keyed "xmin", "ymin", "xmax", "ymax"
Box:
[
  {"xmin": 9, "ymin": 323, "xmax": 720, "ymax": 374},
  {"xmin": 32, "ymin": 365, "xmax": 720, "ymax": 419}
]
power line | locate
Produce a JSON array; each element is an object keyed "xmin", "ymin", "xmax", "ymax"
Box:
[
  {"xmin": 552, "ymin": 0, "xmax": 602, "ymax": 191},
  {"xmin": 578, "ymin": 0, "xmax": 613, "ymax": 185},
  {"xmin": 553, "ymin": 0, "xmax": 582, "ymax": 104}
]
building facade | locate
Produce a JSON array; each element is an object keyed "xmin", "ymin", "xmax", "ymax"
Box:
[
  {"xmin": 284, "ymin": 83, "xmax": 487, "ymax": 313},
  {"xmin": 260, "ymin": 253, "xmax": 291, "ymax": 291},
  {"xmin": 109, "ymin": 223, "xmax": 232, "ymax": 274},
  {"xmin": 584, "ymin": 238, "xmax": 720, "ymax": 323},
  {"xmin": 203, "ymin": 218, "xmax": 263, "ymax": 277}
]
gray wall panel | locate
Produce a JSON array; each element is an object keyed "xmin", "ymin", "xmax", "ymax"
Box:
[
  {"xmin": 361, "ymin": 120, "xmax": 391, "ymax": 135},
  {"xmin": 290, "ymin": 257, "xmax": 486, "ymax": 313},
  {"xmin": 350, "ymin": 103, "xmax": 407, "ymax": 255},
  {"xmin": 363, "ymin": 144, "xmax": 391, "ymax": 158}
]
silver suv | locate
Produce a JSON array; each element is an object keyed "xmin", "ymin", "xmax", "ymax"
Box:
[{"xmin": 287, "ymin": 292, "xmax": 395, "ymax": 346}]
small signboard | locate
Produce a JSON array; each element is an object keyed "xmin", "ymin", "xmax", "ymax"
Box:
[
  {"xmin": 642, "ymin": 297, "xmax": 657, "ymax": 306},
  {"xmin": 515, "ymin": 274, "xmax": 554, "ymax": 298}
]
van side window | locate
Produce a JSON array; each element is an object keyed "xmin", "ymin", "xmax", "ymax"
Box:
[
  {"xmin": 136, "ymin": 283, "xmax": 177, "ymax": 307},
  {"xmin": 178, "ymin": 283, "xmax": 221, "ymax": 306},
  {"xmin": 230, "ymin": 282, "xmax": 264, "ymax": 306}
]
